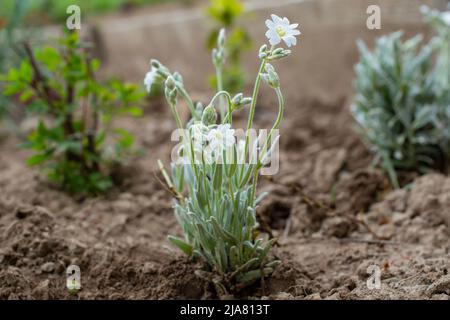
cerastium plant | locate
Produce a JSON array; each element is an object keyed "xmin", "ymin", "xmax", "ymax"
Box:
[
  {"xmin": 1, "ymin": 32, "xmax": 145, "ymax": 195},
  {"xmin": 145, "ymin": 14, "xmax": 300, "ymax": 293},
  {"xmin": 352, "ymin": 8, "xmax": 450, "ymax": 188}
]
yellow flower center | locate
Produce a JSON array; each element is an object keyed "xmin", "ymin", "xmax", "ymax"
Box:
[{"xmin": 276, "ymin": 26, "xmax": 286, "ymax": 37}]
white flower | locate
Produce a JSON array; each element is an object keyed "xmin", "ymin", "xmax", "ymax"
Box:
[
  {"xmin": 179, "ymin": 123, "xmax": 208, "ymax": 164},
  {"xmin": 207, "ymin": 124, "xmax": 235, "ymax": 151},
  {"xmin": 206, "ymin": 124, "xmax": 235, "ymax": 163},
  {"xmin": 442, "ymin": 11, "xmax": 450, "ymax": 25},
  {"xmin": 265, "ymin": 14, "xmax": 300, "ymax": 47},
  {"xmin": 189, "ymin": 123, "xmax": 208, "ymax": 148},
  {"xmin": 144, "ymin": 68, "xmax": 158, "ymax": 92}
]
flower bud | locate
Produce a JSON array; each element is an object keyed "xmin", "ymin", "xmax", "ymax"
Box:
[
  {"xmin": 173, "ymin": 71, "xmax": 183, "ymax": 85},
  {"xmin": 196, "ymin": 102, "xmax": 204, "ymax": 111},
  {"xmin": 231, "ymin": 93, "xmax": 252, "ymax": 108},
  {"xmin": 261, "ymin": 63, "xmax": 280, "ymax": 88},
  {"xmin": 259, "ymin": 44, "xmax": 268, "ymax": 59},
  {"xmin": 165, "ymin": 75, "xmax": 176, "ymax": 90},
  {"xmin": 151, "ymin": 59, "xmax": 170, "ymax": 78},
  {"xmin": 212, "ymin": 48, "xmax": 224, "ymax": 67},
  {"xmin": 272, "ymin": 48, "xmax": 284, "ymax": 55},
  {"xmin": 268, "ymin": 48, "xmax": 291, "ymax": 61},
  {"xmin": 201, "ymin": 105, "xmax": 217, "ymax": 126},
  {"xmin": 195, "ymin": 102, "xmax": 204, "ymax": 119},
  {"xmin": 151, "ymin": 59, "xmax": 162, "ymax": 69},
  {"xmin": 239, "ymin": 97, "xmax": 252, "ymax": 106},
  {"xmin": 218, "ymin": 28, "xmax": 226, "ymax": 47},
  {"xmin": 164, "ymin": 76, "xmax": 178, "ymax": 106},
  {"xmin": 231, "ymin": 93, "xmax": 243, "ymax": 105}
]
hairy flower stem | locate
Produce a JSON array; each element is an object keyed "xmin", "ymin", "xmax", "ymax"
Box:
[
  {"xmin": 177, "ymin": 85, "xmax": 199, "ymax": 120},
  {"xmin": 251, "ymin": 87, "xmax": 284, "ymax": 201},
  {"xmin": 209, "ymin": 90, "xmax": 233, "ymax": 125},
  {"xmin": 216, "ymin": 64, "xmax": 225, "ymax": 121},
  {"xmin": 238, "ymin": 60, "xmax": 266, "ymax": 187}
]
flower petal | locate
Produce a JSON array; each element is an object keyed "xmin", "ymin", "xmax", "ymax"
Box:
[
  {"xmin": 271, "ymin": 14, "xmax": 283, "ymax": 24},
  {"xmin": 265, "ymin": 19, "xmax": 275, "ymax": 29},
  {"xmin": 281, "ymin": 17, "xmax": 290, "ymax": 26},
  {"xmin": 265, "ymin": 29, "xmax": 280, "ymax": 45},
  {"xmin": 268, "ymin": 36, "xmax": 281, "ymax": 46},
  {"xmin": 283, "ymin": 35, "xmax": 297, "ymax": 47}
]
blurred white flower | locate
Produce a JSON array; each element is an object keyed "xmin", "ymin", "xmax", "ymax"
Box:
[
  {"xmin": 144, "ymin": 68, "xmax": 158, "ymax": 92},
  {"xmin": 207, "ymin": 124, "xmax": 235, "ymax": 153},
  {"xmin": 190, "ymin": 123, "xmax": 208, "ymax": 148},
  {"xmin": 265, "ymin": 14, "xmax": 301, "ymax": 47},
  {"xmin": 442, "ymin": 11, "xmax": 450, "ymax": 25}
]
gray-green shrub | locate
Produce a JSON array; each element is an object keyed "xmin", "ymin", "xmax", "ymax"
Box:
[{"xmin": 352, "ymin": 9, "xmax": 450, "ymax": 187}]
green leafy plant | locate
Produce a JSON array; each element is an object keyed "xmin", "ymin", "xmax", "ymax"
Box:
[
  {"xmin": 352, "ymin": 9, "xmax": 450, "ymax": 188},
  {"xmin": 0, "ymin": 0, "xmax": 31, "ymax": 120},
  {"xmin": 206, "ymin": 0, "xmax": 251, "ymax": 93},
  {"xmin": 145, "ymin": 14, "xmax": 300, "ymax": 294},
  {"xmin": 0, "ymin": 0, "xmax": 181, "ymax": 25},
  {"xmin": 1, "ymin": 32, "xmax": 145, "ymax": 195}
]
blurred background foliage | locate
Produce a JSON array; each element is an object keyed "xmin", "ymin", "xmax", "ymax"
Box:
[
  {"xmin": 206, "ymin": 0, "xmax": 251, "ymax": 93},
  {"xmin": 0, "ymin": 0, "xmax": 190, "ymax": 120},
  {"xmin": 0, "ymin": 0, "xmax": 33, "ymax": 120},
  {"xmin": 0, "ymin": 0, "xmax": 187, "ymax": 26}
]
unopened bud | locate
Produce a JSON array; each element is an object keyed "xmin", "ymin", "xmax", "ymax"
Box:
[
  {"xmin": 259, "ymin": 44, "xmax": 268, "ymax": 59},
  {"xmin": 239, "ymin": 97, "xmax": 252, "ymax": 106},
  {"xmin": 212, "ymin": 48, "xmax": 224, "ymax": 67},
  {"xmin": 218, "ymin": 28, "xmax": 226, "ymax": 47},
  {"xmin": 165, "ymin": 76, "xmax": 176, "ymax": 90},
  {"xmin": 268, "ymin": 48, "xmax": 291, "ymax": 61},
  {"xmin": 231, "ymin": 93, "xmax": 252, "ymax": 108},
  {"xmin": 151, "ymin": 59, "xmax": 170, "ymax": 78},
  {"xmin": 173, "ymin": 72, "xmax": 183, "ymax": 85},
  {"xmin": 164, "ymin": 76, "xmax": 178, "ymax": 106},
  {"xmin": 195, "ymin": 102, "xmax": 204, "ymax": 118},
  {"xmin": 151, "ymin": 59, "xmax": 162, "ymax": 69},
  {"xmin": 201, "ymin": 105, "xmax": 217, "ymax": 126},
  {"xmin": 261, "ymin": 63, "xmax": 280, "ymax": 88},
  {"xmin": 231, "ymin": 93, "xmax": 243, "ymax": 105},
  {"xmin": 272, "ymin": 48, "xmax": 284, "ymax": 55}
]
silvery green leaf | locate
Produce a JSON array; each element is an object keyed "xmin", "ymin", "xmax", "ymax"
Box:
[
  {"xmin": 210, "ymin": 216, "xmax": 237, "ymax": 244},
  {"xmin": 168, "ymin": 235, "xmax": 193, "ymax": 256}
]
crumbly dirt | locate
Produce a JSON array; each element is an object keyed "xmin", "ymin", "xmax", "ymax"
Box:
[{"xmin": 0, "ymin": 93, "xmax": 449, "ymax": 300}]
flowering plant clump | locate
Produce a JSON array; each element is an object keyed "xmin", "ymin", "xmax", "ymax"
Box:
[
  {"xmin": 351, "ymin": 8, "xmax": 450, "ymax": 188},
  {"xmin": 1, "ymin": 32, "xmax": 145, "ymax": 195},
  {"xmin": 147, "ymin": 15, "xmax": 300, "ymax": 293}
]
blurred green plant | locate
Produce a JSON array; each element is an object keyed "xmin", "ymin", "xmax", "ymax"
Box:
[
  {"xmin": 206, "ymin": 0, "xmax": 251, "ymax": 93},
  {"xmin": 422, "ymin": 6, "xmax": 450, "ymax": 104},
  {"xmin": 1, "ymin": 32, "xmax": 145, "ymax": 195},
  {"xmin": 352, "ymin": 9, "xmax": 450, "ymax": 188},
  {"xmin": 0, "ymin": 0, "xmax": 31, "ymax": 120},
  {"xmin": 0, "ymin": 0, "xmax": 183, "ymax": 25}
]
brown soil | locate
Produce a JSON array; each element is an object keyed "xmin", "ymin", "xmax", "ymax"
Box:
[{"xmin": 1, "ymin": 93, "xmax": 449, "ymax": 300}]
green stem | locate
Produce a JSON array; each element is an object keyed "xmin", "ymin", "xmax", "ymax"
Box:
[
  {"xmin": 216, "ymin": 65, "xmax": 225, "ymax": 121},
  {"xmin": 239, "ymin": 57, "xmax": 267, "ymax": 185},
  {"xmin": 246, "ymin": 60, "xmax": 267, "ymax": 132},
  {"xmin": 251, "ymin": 87, "xmax": 284, "ymax": 202},
  {"xmin": 259, "ymin": 87, "xmax": 285, "ymax": 162},
  {"xmin": 169, "ymin": 102, "xmax": 183, "ymax": 131},
  {"xmin": 176, "ymin": 84, "xmax": 198, "ymax": 120},
  {"xmin": 209, "ymin": 90, "xmax": 233, "ymax": 125}
]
